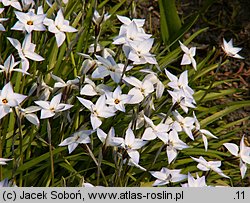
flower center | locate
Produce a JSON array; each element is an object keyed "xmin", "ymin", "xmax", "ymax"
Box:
[
  {"xmin": 2, "ymin": 98, "xmax": 8, "ymax": 104},
  {"xmin": 50, "ymin": 107, "xmax": 55, "ymax": 112},
  {"xmin": 74, "ymin": 135, "xmax": 80, "ymax": 142},
  {"xmin": 140, "ymin": 88, "xmax": 145, "ymax": 94},
  {"xmin": 56, "ymin": 25, "xmax": 61, "ymax": 31},
  {"xmin": 114, "ymin": 99, "xmax": 120, "ymax": 104},
  {"xmin": 27, "ymin": 20, "xmax": 33, "ymax": 25}
]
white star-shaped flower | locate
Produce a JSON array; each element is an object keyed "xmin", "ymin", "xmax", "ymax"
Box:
[
  {"xmin": 191, "ymin": 156, "xmax": 230, "ymax": 179},
  {"xmin": 0, "ymin": 55, "xmax": 29, "ymax": 80},
  {"xmin": 59, "ymin": 130, "xmax": 93, "ymax": 154},
  {"xmin": 113, "ymin": 21, "xmax": 151, "ymax": 45},
  {"xmin": 51, "ymin": 73, "xmax": 79, "ymax": 89},
  {"xmin": 80, "ymin": 77, "xmax": 111, "ymax": 96},
  {"xmin": 12, "ymin": 10, "xmax": 46, "ymax": 33},
  {"xmin": 141, "ymin": 115, "xmax": 169, "ymax": 142},
  {"xmin": 8, "ymin": 34, "xmax": 44, "ymax": 72},
  {"xmin": 119, "ymin": 128, "xmax": 147, "ymax": 171},
  {"xmin": 44, "ymin": 9, "xmax": 77, "ymax": 47},
  {"xmin": 166, "ymin": 130, "xmax": 189, "ymax": 164},
  {"xmin": 35, "ymin": 93, "xmax": 73, "ymax": 119},
  {"xmin": 150, "ymin": 167, "xmax": 187, "ymax": 186},
  {"xmin": 127, "ymin": 38, "xmax": 157, "ymax": 65},
  {"xmin": 105, "ymin": 86, "xmax": 132, "ymax": 112},
  {"xmin": 181, "ymin": 172, "xmax": 208, "ymax": 187},
  {"xmin": 116, "ymin": 15, "xmax": 145, "ymax": 36},
  {"xmin": 19, "ymin": 106, "xmax": 40, "ymax": 126},
  {"xmin": 123, "ymin": 76, "xmax": 154, "ymax": 104},
  {"xmin": 0, "ymin": 82, "xmax": 27, "ymax": 119},
  {"xmin": 165, "ymin": 69, "xmax": 194, "ymax": 98},
  {"xmin": 92, "ymin": 10, "xmax": 110, "ymax": 26},
  {"xmin": 0, "ymin": 0, "xmax": 22, "ymax": 11},
  {"xmin": 193, "ymin": 112, "xmax": 217, "ymax": 151},
  {"xmin": 223, "ymin": 136, "xmax": 250, "ymax": 178},
  {"xmin": 172, "ymin": 110, "xmax": 195, "ymax": 140},
  {"xmin": 77, "ymin": 95, "xmax": 115, "ymax": 130},
  {"xmin": 91, "ymin": 55, "xmax": 131, "ymax": 83},
  {"xmin": 0, "ymin": 8, "xmax": 8, "ymax": 31},
  {"xmin": 222, "ymin": 38, "xmax": 244, "ymax": 59},
  {"xmin": 97, "ymin": 127, "xmax": 123, "ymax": 147},
  {"xmin": 179, "ymin": 41, "xmax": 197, "ymax": 70},
  {"xmin": 0, "ymin": 158, "xmax": 12, "ymax": 165}
]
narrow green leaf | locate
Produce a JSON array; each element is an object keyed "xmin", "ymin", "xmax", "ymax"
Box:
[
  {"xmin": 200, "ymin": 101, "xmax": 250, "ymax": 127},
  {"xmin": 15, "ymin": 148, "xmax": 65, "ymax": 174}
]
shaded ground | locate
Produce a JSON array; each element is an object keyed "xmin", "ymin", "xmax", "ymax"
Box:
[{"xmin": 135, "ymin": 0, "xmax": 250, "ymax": 137}]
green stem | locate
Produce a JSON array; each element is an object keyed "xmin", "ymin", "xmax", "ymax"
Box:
[
  {"xmin": 14, "ymin": 108, "xmax": 24, "ymax": 187},
  {"xmin": 84, "ymin": 144, "xmax": 108, "ymax": 186},
  {"xmin": 198, "ymin": 56, "xmax": 222, "ymax": 104},
  {"xmin": 66, "ymin": 33, "xmax": 77, "ymax": 77},
  {"xmin": 113, "ymin": 149, "xmax": 122, "ymax": 187},
  {"xmin": 47, "ymin": 119, "xmax": 54, "ymax": 186},
  {"xmin": 119, "ymin": 58, "xmax": 129, "ymax": 83}
]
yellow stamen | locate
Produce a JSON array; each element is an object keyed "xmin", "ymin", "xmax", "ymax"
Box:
[
  {"xmin": 114, "ymin": 99, "xmax": 120, "ymax": 104},
  {"xmin": 2, "ymin": 99, "xmax": 8, "ymax": 104},
  {"xmin": 27, "ymin": 20, "xmax": 33, "ymax": 25}
]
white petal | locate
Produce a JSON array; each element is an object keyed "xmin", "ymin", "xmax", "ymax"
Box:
[
  {"xmin": 223, "ymin": 143, "xmax": 239, "ymax": 157},
  {"xmin": 12, "ymin": 93, "xmax": 27, "ymax": 105},
  {"xmin": 179, "ymin": 70, "xmax": 188, "ymax": 86},
  {"xmin": 127, "ymin": 88, "xmax": 143, "ymax": 104},
  {"xmin": 197, "ymin": 164, "xmax": 209, "ymax": 171},
  {"xmin": 7, "ymin": 37, "xmax": 21, "ymax": 51},
  {"xmin": 98, "ymin": 108, "xmax": 115, "ymax": 118},
  {"xmin": 40, "ymin": 109, "xmax": 54, "ymax": 119},
  {"xmin": 202, "ymin": 135, "xmax": 208, "ymax": 151},
  {"xmin": 34, "ymin": 100, "xmax": 50, "ymax": 109},
  {"xmin": 55, "ymin": 32, "xmax": 66, "ymax": 47},
  {"xmin": 0, "ymin": 106, "xmax": 10, "ymax": 120},
  {"xmin": 60, "ymin": 24, "xmax": 77, "ymax": 33},
  {"xmin": 55, "ymin": 9, "xmax": 64, "ymax": 27},
  {"xmin": 77, "ymin": 97, "xmax": 93, "ymax": 110},
  {"xmin": 200, "ymin": 129, "xmax": 217, "ymax": 138},
  {"xmin": 127, "ymin": 150, "xmax": 139, "ymax": 164},
  {"xmin": 91, "ymin": 66, "xmax": 109, "ymax": 79},
  {"xmin": 179, "ymin": 41, "xmax": 189, "ymax": 53},
  {"xmin": 141, "ymin": 128, "xmax": 156, "ymax": 140},
  {"xmin": 125, "ymin": 128, "xmax": 135, "ymax": 146},
  {"xmin": 150, "ymin": 171, "xmax": 167, "ymax": 180},
  {"xmin": 190, "ymin": 47, "xmax": 196, "ymax": 56},
  {"xmin": 90, "ymin": 114, "xmax": 102, "ymax": 130},
  {"xmin": 123, "ymin": 76, "xmax": 142, "ymax": 88},
  {"xmin": 68, "ymin": 143, "xmax": 78, "ymax": 154},
  {"xmin": 164, "ymin": 69, "xmax": 177, "ymax": 81},
  {"xmin": 97, "ymin": 128, "xmax": 107, "ymax": 143},
  {"xmin": 24, "ymin": 51, "xmax": 44, "ymax": 61},
  {"xmin": 95, "ymin": 95, "xmax": 106, "ymax": 110},
  {"xmin": 23, "ymin": 106, "xmax": 41, "ymax": 113},
  {"xmin": 156, "ymin": 81, "xmax": 165, "ymax": 99},
  {"xmin": 132, "ymin": 139, "xmax": 148, "ymax": 150},
  {"xmin": 166, "ymin": 146, "xmax": 178, "ymax": 164},
  {"xmin": 116, "ymin": 15, "xmax": 131, "ymax": 25},
  {"xmin": 24, "ymin": 113, "xmax": 40, "ymax": 126},
  {"xmin": 181, "ymin": 54, "xmax": 191, "ymax": 65},
  {"xmin": 80, "ymin": 84, "xmax": 97, "ymax": 96},
  {"xmin": 11, "ymin": 21, "xmax": 25, "ymax": 31},
  {"xmin": 59, "ymin": 137, "xmax": 75, "ymax": 146},
  {"xmin": 50, "ymin": 93, "xmax": 62, "ymax": 108},
  {"xmin": 240, "ymin": 160, "xmax": 247, "ymax": 179}
]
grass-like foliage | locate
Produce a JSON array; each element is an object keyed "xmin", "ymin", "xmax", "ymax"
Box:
[{"xmin": 0, "ymin": 0, "xmax": 249, "ymax": 187}]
